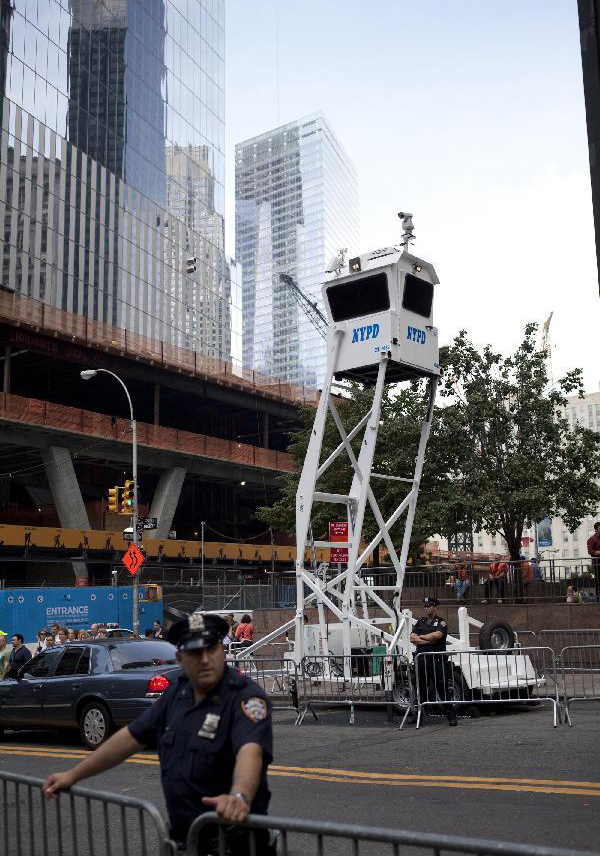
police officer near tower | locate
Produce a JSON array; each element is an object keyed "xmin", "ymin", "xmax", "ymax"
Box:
[
  {"xmin": 410, "ymin": 597, "xmax": 457, "ymax": 726},
  {"xmin": 42, "ymin": 613, "xmax": 274, "ymax": 854}
]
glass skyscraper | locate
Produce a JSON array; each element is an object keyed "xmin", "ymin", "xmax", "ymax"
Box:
[
  {"xmin": 0, "ymin": 0, "xmax": 240, "ymax": 366},
  {"xmin": 235, "ymin": 113, "xmax": 359, "ymax": 389}
]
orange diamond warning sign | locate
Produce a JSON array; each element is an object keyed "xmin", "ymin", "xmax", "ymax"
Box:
[{"xmin": 122, "ymin": 543, "xmax": 145, "ymax": 576}]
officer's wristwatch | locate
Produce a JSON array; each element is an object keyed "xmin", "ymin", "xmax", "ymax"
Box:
[{"xmin": 231, "ymin": 791, "xmax": 250, "ymax": 806}]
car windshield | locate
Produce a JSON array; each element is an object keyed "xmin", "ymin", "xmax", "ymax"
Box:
[{"xmin": 108, "ymin": 641, "xmax": 177, "ymax": 670}]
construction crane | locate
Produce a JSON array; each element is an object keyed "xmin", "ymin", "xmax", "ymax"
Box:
[
  {"xmin": 279, "ymin": 273, "xmax": 328, "ymax": 340},
  {"xmin": 539, "ymin": 311, "xmax": 553, "ymax": 385}
]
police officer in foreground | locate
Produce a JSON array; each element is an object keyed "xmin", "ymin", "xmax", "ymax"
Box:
[
  {"xmin": 410, "ymin": 597, "xmax": 457, "ymax": 727},
  {"xmin": 42, "ymin": 614, "xmax": 274, "ymax": 853}
]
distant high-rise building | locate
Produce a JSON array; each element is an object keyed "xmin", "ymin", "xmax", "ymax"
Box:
[
  {"xmin": 235, "ymin": 113, "xmax": 359, "ymax": 388},
  {"xmin": 0, "ymin": 0, "xmax": 240, "ymax": 366}
]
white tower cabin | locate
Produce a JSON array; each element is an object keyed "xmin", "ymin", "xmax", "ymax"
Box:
[{"xmin": 239, "ymin": 238, "xmax": 441, "ymax": 670}]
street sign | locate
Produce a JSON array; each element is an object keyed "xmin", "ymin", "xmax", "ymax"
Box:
[
  {"xmin": 122, "ymin": 544, "xmax": 145, "ymax": 576},
  {"xmin": 329, "ymin": 521, "xmax": 349, "ymax": 563},
  {"xmin": 137, "ymin": 517, "xmax": 158, "ymax": 530}
]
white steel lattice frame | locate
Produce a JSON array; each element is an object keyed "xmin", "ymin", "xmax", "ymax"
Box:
[{"xmin": 239, "ymin": 327, "xmax": 438, "ymax": 664}]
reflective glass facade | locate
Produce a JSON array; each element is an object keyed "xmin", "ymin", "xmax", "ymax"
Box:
[
  {"xmin": 0, "ymin": 0, "xmax": 241, "ymax": 366},
  {"xmin": 235, "ymin": 113, "xmax": 359, "ymax": 388}
]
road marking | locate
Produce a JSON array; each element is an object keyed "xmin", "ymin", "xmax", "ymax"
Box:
[
  {"xmin": 1, "ymin": 746, "xmax": 599, "ymax": 798},
  {"xmin": 268, "ymin": 770, "xmax": 600, "ymax": 797},
  {"xmin": 270, "ymin": 764, "xmax": 600, "ymax": 789}
]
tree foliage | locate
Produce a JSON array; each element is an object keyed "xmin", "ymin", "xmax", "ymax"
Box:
[{"xmin": 259, "ymin": 324, "xmax": 600, "ymax": 562}]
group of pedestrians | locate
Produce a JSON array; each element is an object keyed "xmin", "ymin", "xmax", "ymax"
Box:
[
  {"xmin": 223, "ymin": 613, "xmax": 253, "ymax": 648},
  {"xmin": 447, "ymin": 556, "xmax": 539, "ymax": 602},
  {"xmin": 0, "ymin": 619, "xmax": 166, "ymax": 681}
]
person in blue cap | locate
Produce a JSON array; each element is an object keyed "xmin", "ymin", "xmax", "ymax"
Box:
[
  {"xmin": 410, "ymin": 597, "xmax": 458, "ymax": 726},
  {"xmin": 42, "ymin": 613, "xmax": 274, "ymax": 853}
]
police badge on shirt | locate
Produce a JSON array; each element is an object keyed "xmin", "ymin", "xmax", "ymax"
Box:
[{"xmin": 198, "ymin": 712, "xmax": 221, "ymax": 740}]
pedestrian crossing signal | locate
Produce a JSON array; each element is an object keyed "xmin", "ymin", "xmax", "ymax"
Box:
[
  {"xmin": 107, "ymin": 486, "xmax": 119, "ymax": 513},
  {"xmin": 122, "ymin": 480, "xmax": 135, "ymax": 513}
]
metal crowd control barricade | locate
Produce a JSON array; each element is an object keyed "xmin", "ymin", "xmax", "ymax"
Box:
[
  {"xmin": 415, "ymin": 647, "xmax": 560, "ymax": 727},
  {"xmin": 227, "ymin": 656, "xmax": 302, "ymax": 721},
  {"xmin": 560, "ymin": 644, "xmax": 600, "ymax": 725},
  {"xmin": 540, "ymin": 629, "xmax": 600, "ymax": 655},
  {"xmin": 0, "ymin": 770, "xmax": 175, "ymax": 856},
  {"xmin": 186, "ymin": 812, "xmax": 599, "ymax": 856},
  {"xmin": 297, "ymin": 653, "xmax": 414, "ymax": 726}
]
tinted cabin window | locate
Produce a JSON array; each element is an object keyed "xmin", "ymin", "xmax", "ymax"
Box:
[
  {"xmin": 108, "ymin": 641, "xmax": 177, "ymax": 670},
  {"xmin": 23, "ymin": 650, "xmax": 62, "ymax": 678},
  {"xmin": 55, "ymin": 647, "xmax": 85, "ymax": 676},
  {"xmin": 402, "ymin": 274, "xmax": 433, "ymax": 318},
  {"xmin": 327, "ymin": 272, "xmax": 390, "ymax": 322}
]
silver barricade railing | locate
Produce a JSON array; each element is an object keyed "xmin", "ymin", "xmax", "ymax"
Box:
[
  {"xmin": 226, "ymin": 657, "xmax": 302, "ymax": 721},
  {"xmin": 540, "ymin": 629, "xmax": 600, "ymax": 656},
  {"xmin": 297, "ymin": 653, "xmax": 414, "ymax": 727},
  {"xmin": 559, "ymin": 644, "xmax": 600, "ymax": 725},
  {"xmin": 414, "ymin": 647, "xmax": 560, "ymax": 727},
  {"xmin": 0, "ymin": 770, "xmax": 175, "ymax": 856},
  {"xmin": 186, "ymin": 811, "xmax": 599, "ymax": 856}
]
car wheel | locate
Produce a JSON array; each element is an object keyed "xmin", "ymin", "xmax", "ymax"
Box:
[{"xmin": 79, "ymin": 701, "xmax": 113, "ymax": 750}]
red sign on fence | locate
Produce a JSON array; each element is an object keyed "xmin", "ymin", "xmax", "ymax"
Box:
[{"xmin": 329, "ymin": 521, "xmax": 349, "ymax": 563}]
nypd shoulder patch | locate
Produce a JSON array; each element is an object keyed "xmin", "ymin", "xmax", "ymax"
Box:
[{"xmin": 241, "ymin": 697, "xmax": 268, "ymax": 723}]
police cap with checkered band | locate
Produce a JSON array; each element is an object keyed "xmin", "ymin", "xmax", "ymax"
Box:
[{"xmin": 166, "ymin": 613, "xmax": 229, "ymax": 651}]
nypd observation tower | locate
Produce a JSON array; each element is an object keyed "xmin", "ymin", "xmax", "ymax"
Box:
[{"xmin": 239, "ymin": 214, "xmax": 442, "ymax": 665}]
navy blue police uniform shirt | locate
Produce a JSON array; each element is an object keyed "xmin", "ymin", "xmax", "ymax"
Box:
[
  {"xmin": 413, "ymin": 615, "xmax": 448, "ymax": 652},
  {"xmin": 128, "ymin": 665, "xmax": 273, "ymax": 843}
]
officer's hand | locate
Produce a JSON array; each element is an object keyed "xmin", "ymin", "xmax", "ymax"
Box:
[
  {"xmin": 202, "ymin": 794, "xmax": 249, "ymax": 823},
  {"xmin": 42, "ymin": 771, "xmax": 77, "ymax": 799}
]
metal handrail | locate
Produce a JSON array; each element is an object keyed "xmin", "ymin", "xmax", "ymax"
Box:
[
  {"xmin": 187, "ymin": 812, "xmax": 599, "ymax": 856},
  {"xmin": 0, "ymin": 770, "xmax": 176, "ymax": 856}
]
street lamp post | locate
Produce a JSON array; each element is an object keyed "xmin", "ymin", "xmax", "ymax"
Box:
[{"xmin": 81, "ymin": 369, "xmax": 140, "ymax": 635}]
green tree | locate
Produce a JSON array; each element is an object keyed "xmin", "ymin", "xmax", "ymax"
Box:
[
  {"xmin": 433, "ymin": 324, "xmax": 600, "ymax": 560},
  {"xmin": 259, "ymin": 324, "xmax": 600, "ymax": 566}
]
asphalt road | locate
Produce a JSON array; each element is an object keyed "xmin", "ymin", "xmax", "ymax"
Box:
[{"xmin": 0, "ymin": 703, "xmax": 599, "ymax": 855}]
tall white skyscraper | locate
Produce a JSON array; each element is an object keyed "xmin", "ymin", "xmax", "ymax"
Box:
[{"xmin": 235, "ymin": 113, "xmax": 359, "ymax": 388}]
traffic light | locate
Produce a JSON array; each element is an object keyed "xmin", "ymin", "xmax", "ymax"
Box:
[
  {"xmin": 121, "ymin": 480, "xmax": 135, "ymax": 513},
  {"xmin": 186, "ymin": 255, "xmax": 197, "ymax": 274},
  {"xmin": 107, "ymin": 486, "xmax": 119, "ymax": 513}
]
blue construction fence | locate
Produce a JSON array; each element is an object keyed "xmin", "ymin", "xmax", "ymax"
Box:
[{"xmin": 0, "ymin": 587, "xmax": 163, "ymax": 643}]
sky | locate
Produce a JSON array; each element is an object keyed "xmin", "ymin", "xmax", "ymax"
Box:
[{"xmin": 225, "ymin": 0, "xmax": 600, "ymax": 393}]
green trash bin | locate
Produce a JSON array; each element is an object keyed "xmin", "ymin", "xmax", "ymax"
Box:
[{"xmin": 371, "ymin": 645, "xmax": 387, "ymax": 675}]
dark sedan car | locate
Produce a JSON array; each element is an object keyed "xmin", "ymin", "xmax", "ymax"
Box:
[{"xmin": 0, "ymin": 639, "xmax": 182, "ymax": 749}]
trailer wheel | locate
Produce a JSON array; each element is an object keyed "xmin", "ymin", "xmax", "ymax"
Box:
[
  {"xmin": 479, "ymin": 620, "xmax": 516, "ymax": 651},
  {"xmin": 392, "ymin": 667, "xmax": 414, "ymax": 708},
  {"xmin": 446, "ymin": 668, "xmax": 470, "ymax": 703}
]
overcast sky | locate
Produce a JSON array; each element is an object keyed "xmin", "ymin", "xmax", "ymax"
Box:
[{"xmin": 225, "ymin": 0, "xmax": 600, "ymax": 393}]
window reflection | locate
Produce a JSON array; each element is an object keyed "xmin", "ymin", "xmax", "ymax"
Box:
[{"xmin": 0, "ymin": 0, "xmax": 238, "ymax": 367}]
